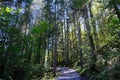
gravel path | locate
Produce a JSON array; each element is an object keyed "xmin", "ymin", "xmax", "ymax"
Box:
[{"xmin": 56, "ymin": 67, "xmax": 81, "ymax": 80}]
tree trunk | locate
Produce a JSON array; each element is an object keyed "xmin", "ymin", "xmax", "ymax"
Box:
[
  {"xmin": 53, "ymin": 0, "xmax": 58, "ymax": 76},
  {"xmin": 83, "ymin": 3, "xmax": 97, "ymax": 64},
  {"xmin": 66, "ymin": 18, "xmax": 69, "ymax": 66},
  {"xmin": 76, "ymin": 11, "xmax": 83, "ymax": 68},
  {"xmin": 112, "ymin": 0, "xmax": 120, "ymax": 20}
]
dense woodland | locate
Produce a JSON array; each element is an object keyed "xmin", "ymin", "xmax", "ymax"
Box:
[{"xmin": 0, "ymin": 0, "xmax": 120, "ymax": 80}]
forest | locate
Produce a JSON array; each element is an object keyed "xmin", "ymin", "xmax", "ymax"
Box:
[{"xmin": 0, "ymin": 0, "xmax": 120, "ymax": 80}]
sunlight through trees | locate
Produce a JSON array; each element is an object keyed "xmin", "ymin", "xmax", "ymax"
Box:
[{"xmin": 0, "ymin": 0, "xmax": 120, "ymax": 80}]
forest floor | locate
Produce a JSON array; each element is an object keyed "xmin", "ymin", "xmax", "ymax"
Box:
[{"xmin": 56, "ymin": 67, "xmax": 81, "ymax": 80}]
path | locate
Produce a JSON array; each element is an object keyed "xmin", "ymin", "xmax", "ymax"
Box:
[{"xmin": 56, "ymin": 67, "xmax": 81, "ymax": 80}]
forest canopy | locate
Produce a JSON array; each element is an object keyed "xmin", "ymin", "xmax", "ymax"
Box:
[{"xmin": 0, "ymin": 0, "xmax": 120, "ymax": 80}]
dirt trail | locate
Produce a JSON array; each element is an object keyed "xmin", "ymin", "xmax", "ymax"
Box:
[{"xmin": 56, "ymin": 67, "xmax": 81, "ymax": 80}]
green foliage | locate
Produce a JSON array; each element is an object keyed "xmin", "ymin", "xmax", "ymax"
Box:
[
  {"xmin": 71, "ymin": 0, "xmax": 88, "ymax": 10},
  {"xmin": 3, "ymin": 63, "xmax": 45, "ymax": 80},
  {"xmin": 0, "ymin": 0, "xmax": 120, "ymax": 80},
  {"xmin": 109, "ymin": 18, "xmax": 120, "ymax": 38},
  {"xmin": 0, "ymin": 6, "xmax": 49, "ymax": 80},
  {"xmin": 31, "ymin": 21, "xmax": 50, "ymax": 35},
  {"xmin": 26, "ymin": 64, "xmax": 45, "ymax": 79}
]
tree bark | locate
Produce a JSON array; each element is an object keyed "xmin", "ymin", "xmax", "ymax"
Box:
[
  {"xmin": 112, "ymin": 0, "xmax": 120, "ymax": 20},
  {"xmin": 53, "ymin": 0, "xmax": 58, "ymax": 76},
  {"xmin": 83, "ymin": 3, "xmax": 97, "ymax": 63},
  {"xmin": 76, "ymin": 11, "xmax": 83, "ymax": 68}
]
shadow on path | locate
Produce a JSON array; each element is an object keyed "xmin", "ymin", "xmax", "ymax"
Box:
[{"xmin": 56, "ymin": 67, "xmax": 81, "ymax": 80}]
